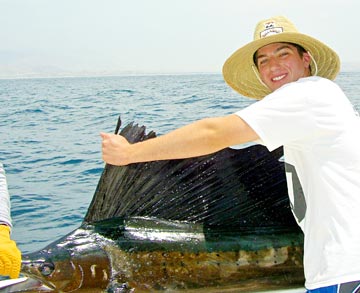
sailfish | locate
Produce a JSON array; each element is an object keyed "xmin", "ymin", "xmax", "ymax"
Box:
[{"xmin": 2, "ymin": 117, "xmax": 304, "ymax": 292}]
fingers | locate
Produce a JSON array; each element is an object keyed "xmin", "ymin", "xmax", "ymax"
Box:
[
  {"xmin": 100, "ymin": 132, "xmax": 130, "ymax": 166},
  {"xmin": 0, "ymin": 246, "xmax": 21, "ymax": 279},
  {"xmin": 100, "ymin": 133, "xmax": 113, "ymax": 157},
  {"xmin": 0, "ymin": 231, "xmax": 21, "ymax": 279},
  {"xmin": 0, "ymin": 253, "xmax": 11, "ymax": 276},
  {"xmin": 100, "ymin": 133, "xmax": 117, "ymax": 148},
  {"xmin": 100, "ymin": 132, "xmax": 113, "ymax": 152},
  {"xmin": 100, "ymin": 132, "xmax": 111, "ymax": 141},
  {"xmin": 10, "ymin": 246, "xmax": 21, "ymax": 279},
  {"xmin": 100, "ymin": 132, "xmax": 116, "ymax": 164}
]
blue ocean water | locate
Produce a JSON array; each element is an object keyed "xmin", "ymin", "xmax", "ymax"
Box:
[{"xmin": 0, "ymin": 73, "xmax": 359, "ymax": 254}]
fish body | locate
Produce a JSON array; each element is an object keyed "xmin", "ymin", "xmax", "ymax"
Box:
[
  {"xmin": 20, "ymin": 217, "xmax": 304, "ymax": 292},
  {"xmin": 10, "ymin": 118, "xmax": 305, "ymax": 292}
]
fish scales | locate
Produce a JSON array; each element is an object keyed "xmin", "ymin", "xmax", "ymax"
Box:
[
  {"xmin": 20, "ymin": 217, "xmax": 303, "ymax": 292},
  {"xmin": 105, "ymin": 242, "xmax": 303, "ymax": 291}
]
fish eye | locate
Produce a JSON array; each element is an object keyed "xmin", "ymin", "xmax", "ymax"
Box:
[{"xmin": 39, "ymin": 262, "xmax": 55, "ymax": 276}]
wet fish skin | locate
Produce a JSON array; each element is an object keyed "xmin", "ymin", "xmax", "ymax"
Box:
[
  {"xmin": 106, "ymin": 217, "xmax": 304, "ymax": 292},
  {"xmin": 20, "ymin": 217, "xmax": 304, "ymax": 292},
  {"xmin": 21, "ymin": 224, "xmax": 112, "ymax": 292}
]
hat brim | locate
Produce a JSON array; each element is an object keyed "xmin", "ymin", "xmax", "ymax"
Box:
[{"xmin": 222, "ymin": 32, "xmax": 340, "ymax": 99}]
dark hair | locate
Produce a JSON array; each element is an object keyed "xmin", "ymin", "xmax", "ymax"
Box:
[{"xmin": 253, "ymin": 42, "xmax": 307, "ymax": 67}]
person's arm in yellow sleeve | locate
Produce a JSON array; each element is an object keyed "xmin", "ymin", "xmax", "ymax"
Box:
[{"xmin": 0, "ymin": 163, "xmax": 21, "ymax": 279}]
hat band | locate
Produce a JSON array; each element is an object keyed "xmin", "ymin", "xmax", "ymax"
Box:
[
  {"xmin": 251, "ymin": 64, "xmax": 270, "ymax": 90},
  {"xmin": 308, "ymin": 51, "xmax": 318, "ymax": 76}
]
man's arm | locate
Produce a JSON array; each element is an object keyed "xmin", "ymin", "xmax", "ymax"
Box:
[{"xmin": 101, "ymin": 114, "xmax": 259, "ymax": 166}]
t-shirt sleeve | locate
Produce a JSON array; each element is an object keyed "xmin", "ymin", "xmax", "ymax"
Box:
[
  {"xmin": 235, "ymin": 78, "xmax": 349, "ymax": 151},
  {"xmin": 235, "ymin": 82, "xmax": 318, "ymax": 151}
]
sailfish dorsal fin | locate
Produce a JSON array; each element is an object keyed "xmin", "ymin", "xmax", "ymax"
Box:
[{"xmin": 84, "ymin": 117, "xmax": 297, "ymax": 230}]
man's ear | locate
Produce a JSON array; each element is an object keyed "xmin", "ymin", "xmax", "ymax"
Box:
[
  {"xmin": 305, "ymin": 51, "xmax": 318, "ymax": 76},
  {"xmin": 303, "ymin": 52, "xmax": 312, "ymax": 68}
]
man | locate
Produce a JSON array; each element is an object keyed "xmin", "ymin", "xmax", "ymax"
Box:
[
  {"xmin": 0, "ymin": 162, "xmax": 21, "ymax": 279},
  {"xmin": 101, "ymin": 16, "xmax": 360, "ymax": 292}
]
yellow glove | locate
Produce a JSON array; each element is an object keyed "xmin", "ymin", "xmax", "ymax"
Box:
[{"xmin": 0, "ymin": 225, "xmax": 21, "ymax": 279}]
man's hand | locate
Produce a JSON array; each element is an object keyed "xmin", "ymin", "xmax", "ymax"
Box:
[
  {"xmin": 0, "ymin": 225, "xmax": 21, "ymax": 279},
  {"xmin": 100, "ymin": 133, "xmax": 132, "ymax": 166}
]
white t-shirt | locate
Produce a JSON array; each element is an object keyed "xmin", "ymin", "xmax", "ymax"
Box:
[
  {"xmin": 236, "ymin": 76, "xmax": 360, "ymax": 290},
  {"xmin": 0, "ymin": 162, "xmax": 12, "ymax": 228}
]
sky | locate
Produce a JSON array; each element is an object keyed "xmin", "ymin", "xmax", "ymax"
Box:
[{"xmin": 1, "ymin": 0, "xmax": 359, "ymax": 78}]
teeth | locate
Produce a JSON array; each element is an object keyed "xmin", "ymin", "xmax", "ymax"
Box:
[{"xmin": 272, "ymin": 75, "xmax": 285, "ymax": 81}]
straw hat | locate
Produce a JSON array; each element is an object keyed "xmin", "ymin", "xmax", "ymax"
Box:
[{"xmin": 222, "ymin": 16, "xmax": 340, "ymax": 99}]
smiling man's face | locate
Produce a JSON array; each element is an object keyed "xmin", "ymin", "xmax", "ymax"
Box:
[{"xmin": 255, "ymin": 42, "xmax": 311, "ymax": 92}]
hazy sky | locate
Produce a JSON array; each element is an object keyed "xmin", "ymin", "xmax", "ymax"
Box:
[{"xmin": 1, "ymin": 0, "xmax": 359, "ymax": 77}]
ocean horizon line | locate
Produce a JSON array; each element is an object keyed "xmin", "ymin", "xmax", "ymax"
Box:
[
  {"xmin": 1, "ymin": 61, "xmax": 360, "ymax": 81},
  {"xmin": 0, "ymin": 71, "xmax": 223, "ymax": 81}
]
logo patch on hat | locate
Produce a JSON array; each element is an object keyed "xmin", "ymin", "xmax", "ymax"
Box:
[{"xmin": 260, "ymin": 21, "xmax": 283, "ymax": 38}]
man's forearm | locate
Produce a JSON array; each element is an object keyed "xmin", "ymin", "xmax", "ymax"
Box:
[
  {"xmin": 130, "ymin": 118, "xmax": 225, "ymax": 162},
  {"xmin": 101, "ymin": 114, "xmax": 258, "ymax": 166}
]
